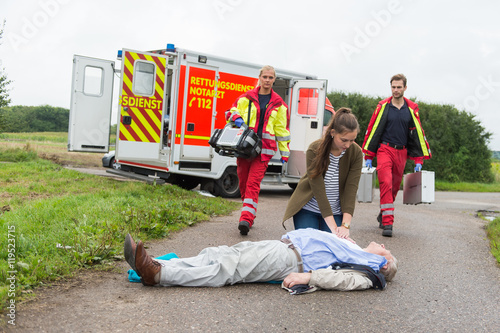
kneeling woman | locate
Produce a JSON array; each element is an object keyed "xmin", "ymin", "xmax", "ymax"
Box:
[{"xmin": 282, "ymin": 108, "xmax": 362, "ymax": 239}]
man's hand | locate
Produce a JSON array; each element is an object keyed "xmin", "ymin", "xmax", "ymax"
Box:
[
  {"xmin": 365, "ymin": 159, "xmax": 372, "ymax": 169},
  {"xmin": 414, "ymin": 163, "xmax": 422, "ymax": 172},
  {"xmin": 283, "ymin": 272, "xmax": 312, "ymax": 289}
]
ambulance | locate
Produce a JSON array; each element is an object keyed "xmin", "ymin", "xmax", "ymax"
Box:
[{"xmin": 68, "ymin": 44, "xmax": 334, "ymax": 197}]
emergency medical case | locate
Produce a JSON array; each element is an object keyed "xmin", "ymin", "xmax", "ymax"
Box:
[
  {"xmin": 208, "ymin": 124, "xmax": 262, "ymax": 159},
  {"xmin": 403, "ymin": 170, "xmax": 435, "ymax": 205},
  {"xmin": 357, "ymin": 167, "xmax": 377, "ymax": 203}
]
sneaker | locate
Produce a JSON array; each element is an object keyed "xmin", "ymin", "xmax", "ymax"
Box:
[
  {"xmin": 382, "ymin": 225, "xmax": 393, "ymax": 237},
  {"xmin": 377, "ymin": 212, "xmax": 383, "ymax": 229},
  {"xmin": 238, "ymin": 221, "xmax": 250, "ymax": 235}
]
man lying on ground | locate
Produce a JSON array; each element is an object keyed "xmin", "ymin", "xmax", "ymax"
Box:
[{"xmin": 124, "ymin": 228, "xmax": 398, "ymax": 292}]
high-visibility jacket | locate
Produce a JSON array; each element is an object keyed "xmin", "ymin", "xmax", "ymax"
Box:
[
  {"xmin": 225, "ymin": 86, "xmax": 290, "ymax": 162},
  {"xmin": 362, "ymin": 97, "xmax": 431, "ymax": 164}
]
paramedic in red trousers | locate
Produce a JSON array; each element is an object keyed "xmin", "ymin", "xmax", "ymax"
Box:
[
  {"xmin": 226, "ymin": 65, "xmax": 290, "ymax": 235},
  {"xmin": 361, "ymin": 74, "xmax": 431, "ymax": 237}
]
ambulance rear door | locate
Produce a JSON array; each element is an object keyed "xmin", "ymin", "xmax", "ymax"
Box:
[
  {"xmin": 68, "ymin": 55, "xmax": 115, "ymax": 152},
  {"xmin": 176, "ymin": 63, "xmax": 219, "ymax": 162},
  {"xmin": 115, "ymin": 49, "xmax": 169, "ymax": 164},
  {"xmin": 286, "ymin": 79, "xmax": 327, "ymax": 178}
]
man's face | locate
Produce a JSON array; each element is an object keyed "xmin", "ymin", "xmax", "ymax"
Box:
[
  {"xmin": 391, "ymin": 79, "xmax": 407, "ymax": 99},
  {"xmin": 365, "ymin": 242, "xmax": 393, "ymax": 262},
  {"xmin": 259, "ymin": 70, "xmax": 276, "ymax": 90}
]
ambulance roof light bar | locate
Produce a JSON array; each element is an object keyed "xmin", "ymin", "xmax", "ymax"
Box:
[
  {"xmin": 117, "ymin": 50, "xmax": 123, "ymax": 60},
  {"xmin": 165, "ymin": 43, "xmax": 176, "ymax": 54}
]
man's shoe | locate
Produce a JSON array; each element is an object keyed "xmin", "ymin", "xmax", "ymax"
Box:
[
  {"xmin": 377, "ymin": 213, "xmax": 383, "ymax": 229},
  {"xmin": 238, "ymin": 221, "xmax": 250, "ymax": 235},
  {"xmin": 124, "ymin": 234, "xmax": 137, "ymax": 271},
  {"xmin": 382, "ymin": 225, "xmax": 393, "ymax": 237},
  {"xmin": 135, "ymin": 241, "xmax": 161, "ymax": 286}
]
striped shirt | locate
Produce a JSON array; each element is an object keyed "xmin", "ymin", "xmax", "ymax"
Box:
[{"xmin": 303, "ymin": 151, "xmax": 345, "ymax": 215}]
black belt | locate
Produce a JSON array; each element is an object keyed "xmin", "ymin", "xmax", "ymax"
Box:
[
  {"xmin": 381, "ymin": 141, "xmax": 405, "ymax": 150},
  {"xmin": 281, "ymin": 238, "xmax": 304, "ymax": 273}
]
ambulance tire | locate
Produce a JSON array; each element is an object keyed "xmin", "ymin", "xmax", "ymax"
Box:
[{"xmin": 214, "ymin": 167, "xmax": 240, "ymax": 198}]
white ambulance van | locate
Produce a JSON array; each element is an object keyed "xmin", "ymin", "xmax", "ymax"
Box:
[{"xmin": 68, "ymin": 44, "xmax": 334, "ymax": 197}]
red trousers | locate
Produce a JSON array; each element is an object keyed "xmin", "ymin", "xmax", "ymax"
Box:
[
  {"xmin": 376, "ymin": 144, "xmax": 407, "ymax": 226},
  {"xmin": 236, "ymin": 157, "xmax": 269, "ymax": 226}
]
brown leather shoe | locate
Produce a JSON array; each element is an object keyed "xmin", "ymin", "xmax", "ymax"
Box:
[
  {"xmin": 124, "ymin": 234, "xmax": 137, "ymax": 271},
  {"xmin": 135, "ymin": 241, "xmax": 161, "ymax": 286}
]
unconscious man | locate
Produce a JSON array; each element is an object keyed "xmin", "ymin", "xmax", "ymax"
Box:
[{"xmin": 124, "ymin": 228, "xmax": 398, "ymax": 293}]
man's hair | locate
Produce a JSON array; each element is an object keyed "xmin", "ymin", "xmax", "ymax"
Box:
[
  {"xmin": 390, "ymin": 74, "xmax": 407, "ymax": 87},
  {"xmin": 380, "ymin": 255, "xmax": 398, "ymax": 282}
]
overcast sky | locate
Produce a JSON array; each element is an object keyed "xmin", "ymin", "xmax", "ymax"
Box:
[{"xmin": 1, "ymin": 0, "xmax": 499, "ymax": 150}]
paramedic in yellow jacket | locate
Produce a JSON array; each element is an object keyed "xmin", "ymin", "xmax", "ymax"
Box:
[{"xmin": 225, "ymin": 65, "xmax": 290, "ymax": 235}]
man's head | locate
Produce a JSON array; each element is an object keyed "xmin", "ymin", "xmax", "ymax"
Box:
[
  {"xmin": 390, "ymin": 74, "xmax": 407, "ymax": 100},
  {"xmin": 364, "ymin": 242, "xmax": 398, "ymax": 282}
]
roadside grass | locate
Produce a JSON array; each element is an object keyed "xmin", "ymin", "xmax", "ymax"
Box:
[
  {"xmin": 0, "ymin": 150, "xmax": 239, "ymax": 311},
  {"xmin": 435, "ymin": 180, "xmax": 500, "ymax": 192},
  {"xmin": 486, "ymin": 217, "xmax": 500, "ymax": 264}
]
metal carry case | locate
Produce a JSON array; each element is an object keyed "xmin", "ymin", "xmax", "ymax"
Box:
[
  {"xmin": 403, "ymin": 170, "xmax": 435, "ymax": 205},
  {"xmin": 357, "ymin": 167, "xmax": 377, "ymax": 203}
]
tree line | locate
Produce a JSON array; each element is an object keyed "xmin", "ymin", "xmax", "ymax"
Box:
[
  {"xmin": 328, "ymin": 91, "xmax": 494, "ymax": 183},
  {"xmin": 0, "ymin": 105, "xmax": 69, "ymax": 132}
]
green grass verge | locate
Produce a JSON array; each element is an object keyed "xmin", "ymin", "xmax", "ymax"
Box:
[
  {"xmin": 0, "ymin": 158, "xmax": 239, "ymax": 311},
  {"xmin": 486, "ymin": 217, "xmax": 500, "ymax": 265},
  {"xmin": 435, "ymin": 181, "xmax": 500, "ymax": 192}
]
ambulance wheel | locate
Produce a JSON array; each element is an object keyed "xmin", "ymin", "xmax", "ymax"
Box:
[{"xmin": 214, "ymin": 167, "xmax": 240, "ymax": 198}]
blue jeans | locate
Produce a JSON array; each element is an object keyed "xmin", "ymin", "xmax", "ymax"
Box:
[{"xmin": 293, "ymin": 208, "xmax": 343, "ymax": 233}]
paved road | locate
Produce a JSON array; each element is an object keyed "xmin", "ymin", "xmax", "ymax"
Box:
[{"xmin": 11, "ymin": 184, "xmax": 500, "ymax": 332}]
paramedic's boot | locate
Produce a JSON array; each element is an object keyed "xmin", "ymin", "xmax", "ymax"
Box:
[
  {"xmin": 382, "ymin": 225, "xmax": 393, "ymax": 237},
  {"xmin": 377, "ymin": 213, "xmax": 383, "ymax": 229},
  {"xmin": 135, "ymin": 241, "xmax": 161, "ymax": 286},
  {"xmin": 238, "ymin": 221, "xmax": 250, "ymax": 236},
  {"xmin": 124, "ymin": 234, "xmax": 137, "ymax": 271}
]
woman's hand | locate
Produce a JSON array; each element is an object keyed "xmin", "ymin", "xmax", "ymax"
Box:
[
  {"xmin": 336, "ymin": 226, "xmax": 350, "ymax": 239},
  {"xmin": 283, "ymin": 272, "xmax": 312, "ymax": 288}
]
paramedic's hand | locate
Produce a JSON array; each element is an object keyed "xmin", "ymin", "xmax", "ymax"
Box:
[
  {"xmin": 365, "ymin": 159, "xmax": 372, "ymax": 169},
  {"xmin": 280, "ymin": 157, "xmax": 288, "ymax": 163},
  {"xmin": 234, "ymin": 117, "xmax": 244, "ymax": 128},
  {"xmin": 414, "ymin": 163, "xmax": 422, "ymax": 172},
  {"xmin": 283, "ymin": 272, "xmax": 312, "ymax": 289}
]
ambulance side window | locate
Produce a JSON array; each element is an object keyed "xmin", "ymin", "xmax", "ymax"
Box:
[
  {"xmin": 297, "ymin": 88, "xmax": 319, "ymax": 116},
  {"xmin": 323, "ymin": 110, "xmax": 333, "ymax": 126},
  {"xmin": 83, "ymin": 66, "xmax": 103, "ymax": 96},
  {"xmin": 133, "ymin": 61, "xmax": 155, "ymax": 96}
]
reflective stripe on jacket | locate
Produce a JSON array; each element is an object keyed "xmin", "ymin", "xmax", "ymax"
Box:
[
  {"xmin": 361, "ymin": 97, "xmax": 431, "ymax": 164},
  {"xmin": 225, "ymin": 86, "xmax": 290, "ymax": 161}
]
